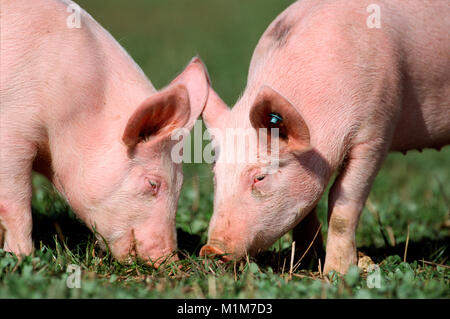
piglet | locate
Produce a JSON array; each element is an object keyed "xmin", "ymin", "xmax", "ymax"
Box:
[
  {"xmin": 200, "ymin": 0, "xmax": 449, "ymax": 273},
  {"xmin": 0, "ymin": 0, "xmax": 210, "ymax": 264}
]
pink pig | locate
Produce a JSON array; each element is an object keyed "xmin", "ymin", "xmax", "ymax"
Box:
[
  {"xmin": 0, "ymin": 0, "xmax": 210, "ymax": 264},
  {"xmin": 200, "ymin": 0, "xmax": 449, "ymax": 273}
]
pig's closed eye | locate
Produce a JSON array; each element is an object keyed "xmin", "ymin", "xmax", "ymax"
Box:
[
  {"xmin": 254, "ymin": 174, "xmax": 266, "ymax": 183},
  {"xmin": 146, "ymin": 178, "xmax": 160, "ymax": 196}
]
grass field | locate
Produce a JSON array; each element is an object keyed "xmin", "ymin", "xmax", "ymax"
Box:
[{"xmin": 1, "ymin": 0, "xmax": 449, "ymax": 299}]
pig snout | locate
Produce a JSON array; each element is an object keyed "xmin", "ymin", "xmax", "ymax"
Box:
[
  {"xmin": 200, "ymin": 211, "xmax": 253, "ymax": 261},
  {"xmin": 199, "ymin": 236, "xmax": 247, "ymax": 262},
  {"xmin": 109, "ymin": 227, "xmax": 178, "ymax": 267},
  {"xmin": 199, "ymin": 242, "xmax": 232, "ymax": 262}
]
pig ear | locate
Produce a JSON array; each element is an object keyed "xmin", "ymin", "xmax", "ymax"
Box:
[
  {"xmin": 249, "ymin": 86, "xmax": 310, "ymax": 152},
  {"xmin": 202, "ymin": 86, "xmax": 230, "ymax": 129},
  {"xmin": 122, "ymin": 84, "xmax": 190, "ymax": 148},
  {"xmin": 168, "ymin": 57, "xmax": 210, "ymax": 130}
]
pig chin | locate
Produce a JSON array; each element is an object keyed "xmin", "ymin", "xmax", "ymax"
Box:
[
  {"xmin": 238, "ymin": 210, "xmax": 313, "ymax": 258},
  {"xmin": 246, "ymin": 229, "xmax": 283, "ymax": 256}
]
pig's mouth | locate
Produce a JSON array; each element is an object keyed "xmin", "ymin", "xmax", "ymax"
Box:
[
  {"xmin": 145, "ymin": 251, "xmax": 179, "ymax": 268},
  {"xmin": 118, "ymin": 248, "xmax": 179, "ymax": 268}
]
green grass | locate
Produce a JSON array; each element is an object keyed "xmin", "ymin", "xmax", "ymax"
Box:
[{"xmin": 1, "ymin": 0, "xmax": 449, "ymax": 298}]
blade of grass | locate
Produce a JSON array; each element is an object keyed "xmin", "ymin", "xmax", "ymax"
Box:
[
  {"xmin": 403, "ymin": 224, "xmax": 410, "ymax": 263},
  {"xmin": 289, "ymin": 241, "xmax": 295, "ymax": 280}
]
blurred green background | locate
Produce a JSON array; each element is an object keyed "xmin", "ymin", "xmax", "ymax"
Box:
[
  {"xmin": 2, "ymin": 0, "xmax": 449, "ymax": 298},
  {"xmin": 82, "ymin": 0, "xmax": 294, "ymax": 104}
]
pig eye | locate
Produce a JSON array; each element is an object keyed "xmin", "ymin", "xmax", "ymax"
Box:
[
  {"xmin": 254, "ymin": 175, "xmax": 266, "ymax": 183},
  {"xmin": 147, "ymin": 179, "xmax": 160, "ymax": 196}
]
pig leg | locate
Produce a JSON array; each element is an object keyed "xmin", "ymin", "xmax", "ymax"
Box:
[
  {"xmin": 0, "ymin": 139, "xmax": 35, "ymax": 256},
  {"xmin": 323, "ymin": 141, "xmax": 389, "ymax": 274},
  {"xmin": 292, "ymin": 207, "xmax": 324, "ymax": 268}
]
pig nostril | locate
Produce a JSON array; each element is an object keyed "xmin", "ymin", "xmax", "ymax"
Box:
[
  {"xmin": 200, "ymin": 245, "xmax": 223, "ymax": 256},
  {"xmin": 199, "ymin": 244, "xmax": 230, "ymax": 262}
]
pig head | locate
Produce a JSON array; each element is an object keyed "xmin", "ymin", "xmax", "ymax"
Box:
[
  {"xmin": 54, "ymin": 58, "xmax": 211, "ymax": 264},
  {"xmin": 200, "ymin": 86, "xmax": 329, "ymax": 261}
]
